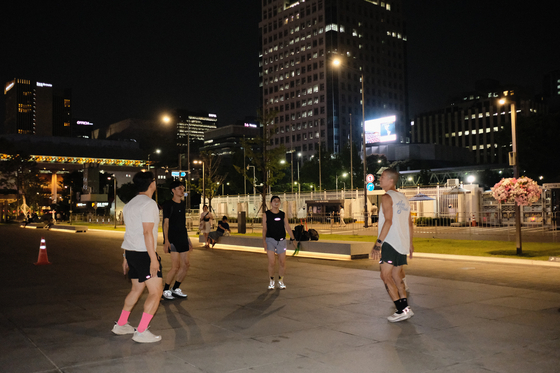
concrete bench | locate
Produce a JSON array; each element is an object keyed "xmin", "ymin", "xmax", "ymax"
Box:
[
  {"xmin": 21, "ymin": 222, "xmax": 47, "ymax": 229},
  {"xmin": 198, "ymin": 234, "xmax": 371, "ymax": 260},
  {"xmin": 49, "ymin": 225, "xmax": 88, "ymax": 233}
]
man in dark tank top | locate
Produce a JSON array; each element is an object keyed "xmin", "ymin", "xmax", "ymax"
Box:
[{"xmin": 262, "ymin": 195, "xmax": 296, "ymax": 290}]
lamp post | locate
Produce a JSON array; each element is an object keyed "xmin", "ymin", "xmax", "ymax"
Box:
[
  {"xmin": 333, "ymin": 57, "xmax": 368, "ymax": 227},
  {"xmin": 349, "ymin": 112, "xmax": 354, "ymax": 191},
  {"xmin": 147, "ymin": 149, "xmax": 161, "ymax": 204},
  {"xmin": 247, "ymin": 165, "xmax": 256, "ymax": 212},
  {"xmin": 499, "ymin": 98, "xmax": 522, "ymax": 255},
  {"xmin": 336, "ymin": 173, "xmax": 348, "ymax": 198},
  {"xmin": 194, "ymin": 160, "xmax": 205, "ymax": 207},
  {"xmin": 107, "ymin": 176, "xmax": 117, "ymax": 229}
]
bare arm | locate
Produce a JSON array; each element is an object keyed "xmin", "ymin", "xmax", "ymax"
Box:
[
  {"xmin": 284, "ymin": 215, "xmax": 295, "ymax": 241},
  {"xmin": 142, "ymin": 222, "xmax": 159, "ymax": 279},
  {"xmin": 409, "ymin": 212, "xmax": 414, "ymax": 258},
  {"xmin": 163, "ymin": 218, "xmax": 170, "ymax": 253},
  {"xmin": 371, "ymin": 194, "xmax": 393, "ymax": 260},
  {"xmin": 262, "ymin": 213, "xmax": 268, "ymax": 251}
]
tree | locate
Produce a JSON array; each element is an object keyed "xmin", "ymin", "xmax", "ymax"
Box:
[
  {"xmin": 234, "ymin": 109, "xmax": 288, "ymax": 214},
  {"xmin": 189, "ymin": 151, "xmax": 226, "ymax": 211},
  {"xmin": 0, "ymin": 153, "xmax": 48, "ymax": 213}
]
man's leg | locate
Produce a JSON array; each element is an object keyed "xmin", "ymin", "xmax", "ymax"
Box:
[
  {"xmin": 379, "ymin": 262, "xmax": 400, "ymax": 301},
  {"xmin": 176, "ymin": 250, "xmax": 191, "ymax": 283},
  {"xmin": 277, "ymin": 252, "xmax": 287, "ymax": 289},
  {"xmin": 165, "ymin": 252, "xmax": 180, "ymax": 286},
  {"xmin": 170, "ymin": 251, "xmax": 190, "ymax": 298},
  {"xmin": 113, "ymin": 279, "xmax": 145, "ymax": 333},
  {"xmin": 136, "ymin": 276, "xmax": 163, "ymax": 333},
  {"xmin": 267, "ymin": 250, "xmax": 276, "ymax": 278}
]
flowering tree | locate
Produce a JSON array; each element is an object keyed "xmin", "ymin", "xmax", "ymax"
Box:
[{"xmin": 491, "ymin": 176, "xmax": 541, "ymax": 206}]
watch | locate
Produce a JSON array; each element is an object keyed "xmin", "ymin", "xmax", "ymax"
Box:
[{"xmin": 376, "ymin": 239, "xmax": 383, "ymax": 245}]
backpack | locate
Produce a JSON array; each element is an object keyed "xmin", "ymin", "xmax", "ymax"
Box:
[
  {"xmin": 299, "ymin": 230, "xmax": 310, "ymax": 241},
  {"xmin": 293, "ymin": 224, "xmax": 306, "ymax": 240},
  {"xmin": 308, "ymin": 228, "xmax": 319, "ymax": 241}
]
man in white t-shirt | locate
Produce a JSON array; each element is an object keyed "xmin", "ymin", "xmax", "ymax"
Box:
[
  {"xmin": 370, "ymin": 168, "xmax": 414, "ymax": 323},
  {"xmin": 111, "ymin": 171, "xmax": 163, "ymax": 343}
]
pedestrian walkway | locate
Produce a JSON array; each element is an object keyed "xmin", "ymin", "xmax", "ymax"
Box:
[{"xmin": 1, "ymin": 225, "xmax": 559, "ymax": 372}]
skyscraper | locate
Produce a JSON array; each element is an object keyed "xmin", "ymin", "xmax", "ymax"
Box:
[
  {"xmin": 3, "ymin": 78, "xmax": 72, "ymax": 136},
  {"xmin": 259, "ymin": 0, "xmax": 407, "ymax": 161}
]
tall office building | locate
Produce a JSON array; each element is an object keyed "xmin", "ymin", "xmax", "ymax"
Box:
[
  {"xmin": 176, "ymin": 110, "xmax": 218, "ymax": 146},
  {"xmin": 3, "ymin": 78, "xmax": 72, "ymax": 136},
  {"xmin": 410, "ymin": 81, "xmax": 547, "ymax": 165},
  {"xmin": 260, "ymin": 0, "xmax": 407, "ymax": 161}
]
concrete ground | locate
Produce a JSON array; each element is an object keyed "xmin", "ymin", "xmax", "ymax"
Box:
[{"xmin": 1, "ymin": 224, "xmax": 559, "ymax": 373}]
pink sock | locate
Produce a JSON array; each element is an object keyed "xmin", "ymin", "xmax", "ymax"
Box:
[
  {"xmin": 117, "ymin": 310, "xmax": 131, "ymax": 326},
  {"xmin": 137, "ymin": 312, "xmax": 153, "ymax": 333}
]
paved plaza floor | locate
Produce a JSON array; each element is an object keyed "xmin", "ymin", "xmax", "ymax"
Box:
[{"xmin": 1, "ymin": 225, "xmax": 559, "ymax": 372}]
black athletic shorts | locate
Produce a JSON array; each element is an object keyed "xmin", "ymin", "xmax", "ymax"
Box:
[
  {"xmin": 170, "ymin": 242, "xmax": 190, "ymax": 253},
  {"xmin": 125, "ymin": 251, "xmax": 162, "ymax": 282},
  {"xmin": 379, "ymin": 242, "xmax": 408, "ymax": 267}
]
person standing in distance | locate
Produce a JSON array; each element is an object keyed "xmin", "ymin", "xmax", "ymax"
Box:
[
  {"xmin": 262, "ymin": 196, "xmax": 296, "ymax": 290},
  {"xmin": 370, "ymin": 168, "xmax": 414, "ymax": 322},
  {"xmin": 199, "ymin": 205, "xmax": 213, "ymax": 248},
  {"xmin": 112, "ymin": 171, "xmax": 163, "ymax": 343},
  {"xmin": 161, "ymin": 181, "xmax": 192, "ymax": 300}
]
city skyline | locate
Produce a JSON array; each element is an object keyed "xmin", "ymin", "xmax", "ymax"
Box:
[{"xmin": 1, "ymin": 1, "xmax": 557, "ymax": 132}]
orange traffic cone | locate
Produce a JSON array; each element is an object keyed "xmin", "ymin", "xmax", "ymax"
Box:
[{"xmin": 34, "ymin": 237, "xmax": 51, "ymax": 265}]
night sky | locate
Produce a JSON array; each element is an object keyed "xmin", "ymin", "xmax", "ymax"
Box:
[{"xmin": 1, "ymin": 1, "xmax": 558, "ymax": 131}]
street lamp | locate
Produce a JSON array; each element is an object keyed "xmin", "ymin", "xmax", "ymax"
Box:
[
  {"xmin": 107, "ymin": 175, "xmax": 117, "ymax": 229},
  {"xmin": 336, "ymin": 173, "xmax": 348, "ymax": 197},
  {"xmin": 499, "ymin": 97, "xmax": 522, "ymax": 255},
  {"xmin": 467, "ymin": 175, "xmax": 475, "ymax": 184},
  {"xmin": 247, "ymin": 165, "xmax": 256, "ymax": 210},
  {"xmin": 148, "ymin": 149, "xmax": 161, "ymax": 204},
  {"xmin": 333, "ymin": 56, "xmax": 368, "ymax": 227},
  {"xmin": 194, "ymin": 160, "xmax": 205, "ymax": 207}
]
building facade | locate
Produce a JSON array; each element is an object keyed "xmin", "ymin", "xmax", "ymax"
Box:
[
  {"xmin": 260, "ymin": 0, "xmax": 408, "ymax": 162},
  {"xmin": 4, "ymin": 79, "xmax": 71, "ymax": 136},
  {"xmin": 176, "ymin": 110, "xmax": 218, "ymax": 146},
  {"xmin": 410, "ymin": 82, "xmax": 547, "ymax": 165}
]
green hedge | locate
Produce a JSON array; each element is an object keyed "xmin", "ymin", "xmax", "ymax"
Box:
[{"xmin": 415, "ymin": 217, "xmax": 455, "ymax": 226}]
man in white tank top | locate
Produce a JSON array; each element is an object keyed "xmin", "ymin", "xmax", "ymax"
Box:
[{"xmin": 370, "ymin": 168, "xmax": 415, "ymax": 322}]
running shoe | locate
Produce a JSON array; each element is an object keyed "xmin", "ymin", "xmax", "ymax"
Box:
[
  {"xmin": 278, "ymin": 280, "xmax": 286, "ymax": 289},
  {"xmin": 132, "ymin": 328, "xmax": 161, "ymax": 343},
  {"xmin": 387, "ymin": 307, "xmax": 414, "ymax": 323},
  {"xmin": 268, "ymin": 279, "xmax": 275, "ymax": 290},
  {"xmin": 172, "ymin": 288, "xmax": 187, "ymax": 298},
  {"xmin": 162, "ymin": 290, "xmax": 175, "ymax": 300},
  {"xmin": 111, "ymin": 322, "xmax": 135, "ymax": 335}
]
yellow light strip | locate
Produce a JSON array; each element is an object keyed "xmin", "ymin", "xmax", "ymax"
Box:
[{"xmin": 1, "ymin": 153, "xmax": 146, "ymax": 167}]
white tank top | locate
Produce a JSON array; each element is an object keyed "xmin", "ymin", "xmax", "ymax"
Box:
[{"xmin": 377, "ymin": 189, "xmax": 411, "ymax": 255}]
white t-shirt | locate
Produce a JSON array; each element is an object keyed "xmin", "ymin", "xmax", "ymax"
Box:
[
  {"xmin": 121, "ymin": 194, "xmax": 159, "ymax": 252},
  {"xmin": 378, "ymin": 190, "xmax": 411, "ymax": 255}
]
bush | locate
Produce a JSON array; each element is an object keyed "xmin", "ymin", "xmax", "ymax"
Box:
[{"xmin": 415, "ymin": 217, "xmax": 455, "ymax": 226}]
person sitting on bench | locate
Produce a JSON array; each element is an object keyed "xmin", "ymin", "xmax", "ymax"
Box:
[{"xmin": 207, "ymin": 216, "xmax": 230, "ymax": 248}]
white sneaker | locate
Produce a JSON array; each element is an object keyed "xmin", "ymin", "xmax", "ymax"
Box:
[
  {"xmin": 162, "ymin": 290, "xmax": 175, "ymax": 300},
  {"xmin": 111, "ymin": 322, "xmax": 135, "ymax": 335},
  {"xmin": 387, "ymin": 307, "xmax": 414, "ymax": 323},
  {"xmin": 268, "ymin": 279, "xmax": 275, "ymax": 290},
  {"xmin": 278, "ymin": 280, "xmax": 286, "ymax": 289},
  {"xmin": 172, "ymin": 288, "xmax": 187, "ymax": 298},
  {"xmin": 132, "ymin": 328, "xmax": 161, "ymax": 343}
]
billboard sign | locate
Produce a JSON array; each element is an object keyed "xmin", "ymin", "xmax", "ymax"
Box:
[{"xmin": 365, "ymin": 115, "xmax": 397, "ymax": 144}]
